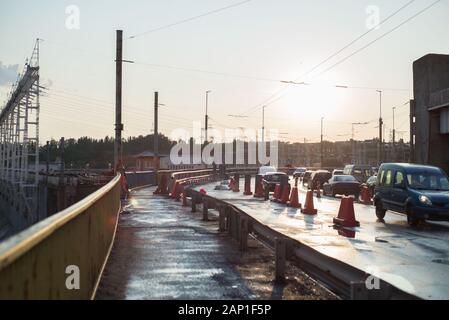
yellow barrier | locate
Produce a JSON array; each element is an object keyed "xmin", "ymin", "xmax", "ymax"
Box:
[{"xmin": 0, "ymin": 174, "xmax": 121, "ymax": 300}]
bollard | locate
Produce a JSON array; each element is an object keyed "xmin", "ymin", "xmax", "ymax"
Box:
[
  {"xmin": 218, "ymin": 206, "xmax": 226, "ymax": 231},
  {"xmin": 254, "ymin": 174, "xmax": 264, "ymax": 198},
  {"xmin": 264, "ymin": 185, "xmax": 270, "ymax": 201},
  {"xmin": 202, "ymin": 198, "xmax": 209, "ymax": 221},
  {"xmin": 240, "ymin": 216, "xmax": 248, "ymax": 252},
  {"xmin": 275, "ymin": 238, "xmax": 286, "ymax": 283},
  {"xmin": 233, "ymin": 173, "xmax": 240, "ymax": 192}
]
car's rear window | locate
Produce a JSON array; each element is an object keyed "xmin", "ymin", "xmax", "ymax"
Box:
[{"xmin": 335, "ymin": 176, "xmax": 356, "ymax": 182}]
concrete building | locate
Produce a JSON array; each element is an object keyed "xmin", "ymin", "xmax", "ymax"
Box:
[{"xmin": 410, "ymin": 54, "xmax": 449, "ymax": 173}]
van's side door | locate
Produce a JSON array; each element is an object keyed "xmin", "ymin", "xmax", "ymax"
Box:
[
  {"xmin": 380, "ymin": 169, "xmax": 394, "ymax": 210},
  {"xmin": 391, "ymin": 171, "xmax": 408, "ymax": 213}
]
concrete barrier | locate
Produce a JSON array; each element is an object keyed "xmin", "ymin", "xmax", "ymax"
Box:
[{"xmin": 0, "ymin": 174, "xmax": 121, "ymax": 300}]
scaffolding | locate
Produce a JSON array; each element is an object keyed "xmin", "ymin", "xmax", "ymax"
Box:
[{"xmin": 0, "ymin": 40, "xmax": 40, "ymax": 226}]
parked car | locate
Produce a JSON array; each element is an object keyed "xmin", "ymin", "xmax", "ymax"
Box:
[
  {"xmin": 374, "ymin": 163, "xmax": 449, "ymax": 226},
  {"xmin": 302, "ymin": 170, "xmax": 314, "ymax": 186},
  {"xmin": 343, "ymin": 164, "xmax": 375, "ymax": 183},
  {"xmin": 323, "ymin": 175, "xmax": 361, "ymax": 198},
  {"xmin": 308, "ymin": 170, "xmax": 332, "ymax": 190},
  {"xmin": 293, "ymin": 167, "xmax": 307, "ymax": 179},
  {"xmin": 262, "ymin": 172, "xmax": 289, "ymax": 192},
  {"xmin": 258, "ymin": 166, "xmax": 277, "ymax": 176},
  {"xmin": 332, "ymin": 169, "xmax": 344, "ymax": 176},
  {"xmin": 366, "ymin": 175, "xmax": 378, "ymax": 194}
]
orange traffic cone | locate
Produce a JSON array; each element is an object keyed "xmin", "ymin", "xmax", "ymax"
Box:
[
  {"xmin": 360, "ymin": 185, "xmax": 373, "ymax": 205},
  {"xmin": 301, "ymin": 190, "xmax": 318, "ymax": 215},
  {"xmin": 280, "ymin": 185, "xmax": 290, "ymax": 204},
  {"xmin": 254, "ymin": 179, "xmax": 264, "ymax": 198},
  {"xmin": 288, "ymin": 186, "xmax": 302, "ymax": 209},
  {"xmin": 333, "ymin": 196, "xmax": 360, "ymax": 228},
  {"xmin": 170, "ymin": 180, "xmax": 179, "ymax": 199},
  {"xmin": 272, "ymin": 184, "xmax": 281, "ymax": 202},
  {"xmin": 243, "ymin": 175, "xmax": 253, "ymax": 196}
]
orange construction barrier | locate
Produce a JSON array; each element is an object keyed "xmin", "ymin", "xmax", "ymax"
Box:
[
  {"xmin": 288, "ymin": 186, "xmax": 302, "ymax": 209},
  {"xmin": 333, "ymin": 196, "xmax": 360, "ymax": 228},
  {"xmin": 301, "ymin": 190, "xmax": 318, "ymax": 215}
]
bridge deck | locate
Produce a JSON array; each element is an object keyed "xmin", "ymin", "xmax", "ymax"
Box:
[{"xmin": 95, "ymin": 187, "xmax": 334, "ymax": 300}]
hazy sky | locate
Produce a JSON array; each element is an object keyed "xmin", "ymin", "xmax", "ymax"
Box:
[{"xmin": 1, "ymin": 0, "xmax": 449, "ymax": 144}]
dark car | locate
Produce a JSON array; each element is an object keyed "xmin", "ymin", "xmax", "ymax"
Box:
[
  {"xmin": 332, "ymin": 169, "xmax": 344, "ymax": 176},
  {"xmin": 293, "ymin": 167, "xmax": 307, "ymax": 179},
  {"xmin": 323, "ymin": 175, "xmax": 361, "ymax": 197},
  {"xmin": 262, "ymin": 172, "xmax": 289, "ymax": 192},
  {"xmin": 308, "ymin": 170, "xmax": 332, "ymax": 190},
  {"xmin": 374, "ymin": 163, "xmax": 449, "ymax": 226},
  {"xmin": 302, "ymin": 170, "xmax": 314, "ymax": 186}
]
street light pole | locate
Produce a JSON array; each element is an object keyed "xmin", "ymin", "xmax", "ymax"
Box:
[
  {"xmin": 377, "ymin": 90, "xmax": 383, "ymax": 165},
  {"xmin": 320, "ymin": 117, "xmax": 324, "ymax": 168}
]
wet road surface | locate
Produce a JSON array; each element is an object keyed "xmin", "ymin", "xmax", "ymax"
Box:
[
  {"xmin": 95, "ymin": 187, "xmax": 335, "ymax": 300},
  {"xmin": 196, "ymin": 178, "xmax": 449, "ymax": 300}
]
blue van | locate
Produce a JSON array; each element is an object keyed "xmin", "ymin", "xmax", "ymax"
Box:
[{"xmin": 374, "ymin": 163, "xmax": 449, "ymax": 226}]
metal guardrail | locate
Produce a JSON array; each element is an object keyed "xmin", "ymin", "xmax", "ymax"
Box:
[
  {"xmin": 180, "ymin": 174, "xmax": 418, "ymax": 300},
  {"xmin": 0, "ymin": 174, "xmax": 121, "ymax": 300}
]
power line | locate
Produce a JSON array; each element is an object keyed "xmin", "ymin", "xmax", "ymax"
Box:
[
  {"xmin": 238, "ymin": 0, "xmax": 431, "ymax": 116},
  {"xmin": 309, "ymin": 0, "xmax": 443, "ymax": 81},
  {"xmin": 128, "ymin": 0, "xmax": 253, "ymax": 39}
]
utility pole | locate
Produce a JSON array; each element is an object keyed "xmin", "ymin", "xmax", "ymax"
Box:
[
  {"xmin": 320, "ymin": 117, "xmax": 324, "ymax": 168},
  {"xmin": 58, "ymin": 137, "xmax": 66, "ymax": 211},
  {"xmin": 46, "ymin": 141, "xmax": 50, "ymax": 185},
  {"xmin": 205, "ymin": 90, "xmax": 211, "ymax": 144},
  {"xmin": 392, "ymin": 106, "xmax": 396, "ymax": 162},
  {"xmin": 262, "ymin": 106, "xmax": 266, "ymax": 158},
  {"xmin": 114, "ymin": 30, "xmax": 123, "ymax": 173},
  {"xmin": 377, "ymin": 90, "xmax": 383, "ymax": 166},
  {"xmin": 154, "ymin": 92, "xmax": 159, "ymax": 169}
]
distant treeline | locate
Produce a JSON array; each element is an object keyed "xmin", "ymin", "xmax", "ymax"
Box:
[{"xmin": 39, "ymin": 134, "xmax": 175, "ymax": 169}]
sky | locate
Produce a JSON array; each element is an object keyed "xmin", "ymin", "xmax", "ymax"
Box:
[{"xmin": 1, "ymin": 0, "xmax": 449, "ymax": 144}]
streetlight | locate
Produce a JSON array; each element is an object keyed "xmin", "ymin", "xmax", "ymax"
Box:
[{"xmin": 376, "ymin": 90, "xmax": 383, "ymax": 165}]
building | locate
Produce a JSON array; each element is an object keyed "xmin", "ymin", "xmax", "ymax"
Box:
[{"xmin": 410, "ymin": 54, "xmax": 449, "ymax": 173}]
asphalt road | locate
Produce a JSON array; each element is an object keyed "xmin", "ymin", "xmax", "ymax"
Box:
[{"xmin": 196, "ymin": 177, "xmax": 449, "ymax": 300}]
